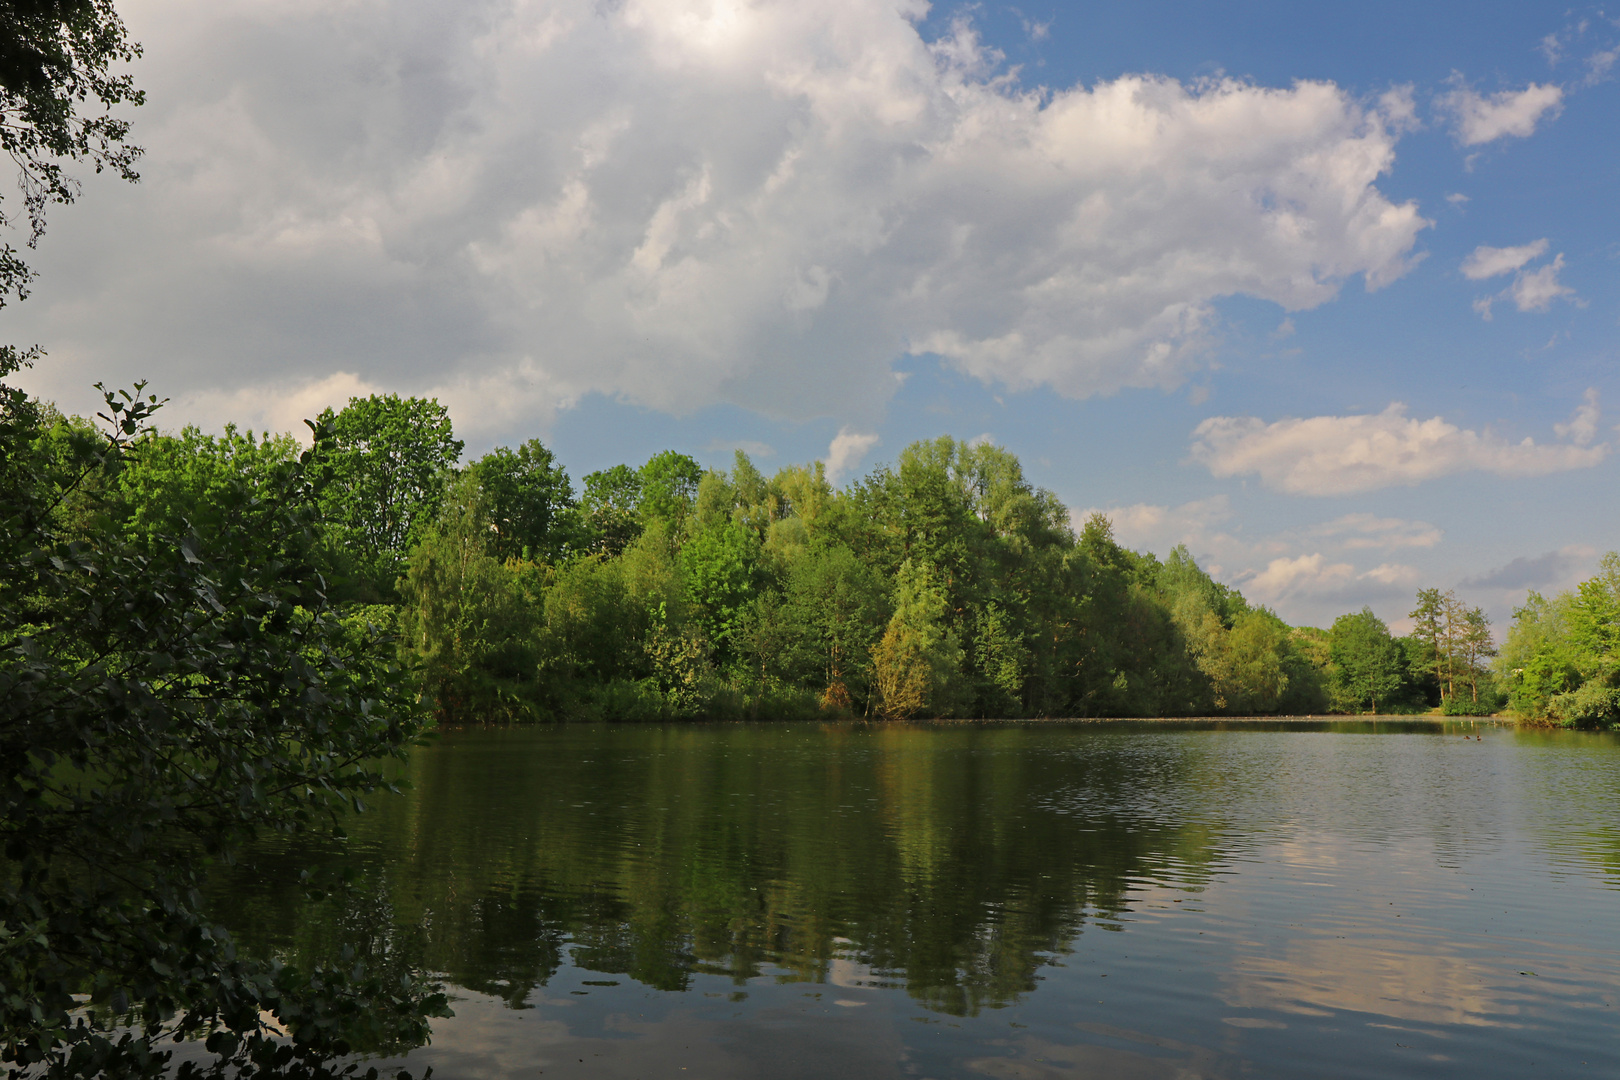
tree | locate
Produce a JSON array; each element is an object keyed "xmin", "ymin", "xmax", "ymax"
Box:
[
  {"xmin": 400, "ymin": 474, "xmax": 541, "ymax": 723},
  {"xmin": 1329, "ymin": 608, "xmax": 1405, "ymax": 714},
  {"xmin": 578, "ymin": 463, "xmax": 642, "ymax": 556},
  {"xmin": 109, "ymin": 424, "xmax": 300, "ymax": 548},
  {"xmin": 678, "ymin": 519, "xmax": 760, "ymax": 667},
  {"xmin": 1568, "ymin": 551, "xmax": 1620, "ymax": 670},
  {"xmin": 750, "ymin": 542, "xmax": 890, "ymax": 711},
  {"xmin": 467, "ymin": 438, "xmax": 576, "ymax": 562},
  {"xmin": 638, "ymin": 450, "xmax": 703, "ymax": 532},
  {"xmin": 0, "ymin": 383, "xmax": 445, "ymax": 1078},
  {"xmin": 1, "ymin": 0, "xmax": 143, "ymax": 336},
  {"xmin": 873, "ymin": 559, "xmax": 967, "ymax": 718},
  {"xmin": 310, "ymin": 394, "xmax": 463, "ymax": 597},
  {"xmin": 1409, "ymin": 588, "xmax": 1447, "ymax": 697},
  {"xmin": 1458, "ymin": 607, "xmax": 1496, "ymax": 705}
]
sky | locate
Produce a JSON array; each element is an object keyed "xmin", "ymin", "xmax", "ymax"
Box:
[{"xmin": 6, "ymin": 0, "xmax": 1618, "ymax": 631}]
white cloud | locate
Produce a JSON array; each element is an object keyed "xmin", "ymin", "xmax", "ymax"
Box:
[
  {"xmin": 1242, "ymin": 553, "xmax": 1353, "ymax": 600},
  {"xmin": 1190, "ymin": 399, "xmax": 1607, "ymax": 495},
  {"xmin": 1306, "ymin": 513, "xmax": 1442, "ymax": 550},
  {"xmin": 1508, "ymin": 253, "xmax": 1575, "ymax": 311},
  {"xmin": 823, "ymin": 426, "xmax": 879, "ymax": 485},
  {"xmin": 1553, "ymin": 388, "xmax": 1600, "ymax": 446},
  {"xmin": 11, "ymin": 0, "xmax": 1429, "ymax": 438},
  {"xmin": 178, "ymin": 371, "xmax": 385, "ymax": 443},
  {"xmin": 1438, "ymin": 81, "xmax": 1564, "ymax": 145},
  {"xmin": 1360, "ymin": 562, "xmax": 1420, "ymax": 586},
  {"xmin": 1588, "ymin": 45, "xmax": 1619, "ymax": 85},
  {"xmin": 1076, "ymin": 495, "xmax": 1234, "ymax": 554},
  {"xmin": 1460, "ymin": 239, "xmax": 1547, "ymax": 279},
  {"xmin": 1239, "ymin": 552, "xmax": 1416, "ymax": 605},
  {"xmin": 1463, "ymin": 242, "xmax": 1575, "ymax": 318}
]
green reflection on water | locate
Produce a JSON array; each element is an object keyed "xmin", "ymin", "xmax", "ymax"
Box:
[{"xmin": 210, "ymin": 723, "xmax": 1236, "ymax": 1017}]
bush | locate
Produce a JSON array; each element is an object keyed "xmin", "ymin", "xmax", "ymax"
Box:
[{"xmin": 1547, "ymin": 683, "xmax": 1620, "ymax": 729}]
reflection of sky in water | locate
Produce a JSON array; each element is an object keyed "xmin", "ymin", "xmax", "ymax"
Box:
[{"xmin": 211, "ymin": 724, "xmax": 1620, "ymax": 1078}]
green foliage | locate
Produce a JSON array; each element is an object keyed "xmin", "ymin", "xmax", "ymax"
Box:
[
  {"xmin": 1328, "ymin": 608, "xmax": 1406, "ymax": 714},
  {"xmin": 747, "ymin": 541, "xmax": 890, "ymax": 712},
  {"xmin": 466, "ymin": 438, "xmax": 575, "ymax": 562},
  {"xmin": 310, "ymin": 394, "xmax": 463, "ymax": 600},
  {"xmin": 398, "ymin": 475, "xmax": 542, "ymax": 723},
  {"xmin": 1498, "ymin": 553, "xmax": 1620, "ymax": 727},
  {"xmin": 0, "ymin": 384, "xmax": 444, "ymax": 1078},
  {"xmin": 0, "ymin": 0, "xmax": 143, "ymax": 321},
  {"xmin": 678, "ymin": 520, "xmax": 760, "ymax": 667},
  {"xmin": 637, "ymin": 450, "xmax": 703, "ymax": 532},
  {"xmin": 17, "ymin": 404, "xmax": 1395, "ymax": 728},
  {"xmin": 1547, "ymin": 682, "xmax": 1620, "ymax": 729},
  {"xmin": 578, "ymin": 464, "xmax": 642, "ymax": 556},
  {"xmin": 108, "ymin": 424, "xmax": 300, "ymax": 546},
  {"xmin": 874, "ymin": 560, "xmax": 969, "ymax": 719}
]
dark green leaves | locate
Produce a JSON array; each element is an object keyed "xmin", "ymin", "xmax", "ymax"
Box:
[{"xmin": 0, "ymin": 384, "xmax": 443, "ymax": 1079}]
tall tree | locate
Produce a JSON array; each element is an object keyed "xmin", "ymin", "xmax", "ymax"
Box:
[
  {"xmin": 679, "ymin": 519, "xmax": 760, "ymax": 667},
  {"xmin": 873, "ymin": 559, "xmax": 967, "ymax": 719},
  {"xmin": 1458, "ymin": 606, "xmax": 1496, "ymax": 704},
  {"xmin": 468, "ymin": 437, "xmax": 576, "ymax": 562},
  {"xmin": 1329, "ymin": 607, "xmax": 1405, "ymax": 714},
  {"xmin": 1409, "ymin": 588, "xmax": 1448, "ymax": 698},
  {"xmin": 578, "ymin": 463, "xmax": 643, "ymax": 556},
  {"xmin": 638, "ymin": 450, "xmax": 703, "ymax": 533},
  {"xmin": 311, "ymin": 394, "xmax": 463, "ymax": 596}
]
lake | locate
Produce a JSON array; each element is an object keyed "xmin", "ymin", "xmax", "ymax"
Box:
[{"xmin": 209, "ymin": 720, "xmax": 1620, "ymax": 1078}]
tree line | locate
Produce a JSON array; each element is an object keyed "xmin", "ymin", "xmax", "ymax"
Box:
[
  {"xmin": 36, "ymin": 390, "xmax": 1582, "ymax": 726},
  {"xmin": 1496, "ymin": 553, "xmax": 1620, "ymax": 728}
]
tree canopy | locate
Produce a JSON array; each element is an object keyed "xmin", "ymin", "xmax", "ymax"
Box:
[{"xmin": 0, "ymin": 384, "xmax": 445, "ymax": 1078}]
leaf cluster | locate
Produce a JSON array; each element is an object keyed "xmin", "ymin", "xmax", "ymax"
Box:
[{"xmin": 0, "ymin": 382, "xmax": 445, "ymax": 1078}]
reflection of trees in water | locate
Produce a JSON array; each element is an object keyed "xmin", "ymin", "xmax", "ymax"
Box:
[{"xmin": 208, "ymin": 725, "xmax": 1227, "ymax": 1017}]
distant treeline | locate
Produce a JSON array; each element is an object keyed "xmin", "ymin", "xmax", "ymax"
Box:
[{"xmin": 28, "ymin": 393, "xmax": 1616, "ymax": 727}]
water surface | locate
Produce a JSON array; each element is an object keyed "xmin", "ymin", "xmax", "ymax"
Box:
[{"xmin": 212, "ymin": 721, "xmax": 1620, "ymax": 1078}]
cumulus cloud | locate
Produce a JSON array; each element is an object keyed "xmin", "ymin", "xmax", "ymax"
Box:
[
  {"xmin": 1076, "ymin": 495, "xmax": 1235, "ymax": 554},
  {"xmin": 1238, "ymin": 553, "xmax": 1417, "ymax": 605},
  {"xmin": 11, "ymin": 0, "xmax": 1429, "ymax": 438},
  {"xmin": 1463, "ymin": 241, "xmax": 1574, "ymax": 320},
  {"xmin": 823, "ymin": 426, "xmax": 879, "ymax": 484},
  {"xmin": 1305, "ymin": 513, "xmax": 1442, "ymax": 550},
  {"xmin": 1508, "ymin": 254, "xmax": 1575, "ymax": 312},
  {"xmin": 1190, "ymin": 395, "xmax": 1608, "ymax": 495},
  {"xmin": 178, "ymin": 372, "xmax": 385, "ymax": 442},
  {"xmin": 1553, "ymin": 388, "xmax": 1601, "ymax": 445},
  {"xmin": 1461, "ymin": 239, "xmax": 1548, "ymax": 279},
  {"xmin": 1437, "ymin": 80, "xmax": 1564, "ymax": 145}
]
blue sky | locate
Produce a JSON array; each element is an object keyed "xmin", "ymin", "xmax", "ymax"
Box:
[{"xmin": 7, "ymin": 0, "xmax": 1617, "ymax": 629}]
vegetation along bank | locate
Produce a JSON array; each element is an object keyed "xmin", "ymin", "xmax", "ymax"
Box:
[{"xmin": 23, "ymin": 391, "xmax": 1617, "ymax": 729}]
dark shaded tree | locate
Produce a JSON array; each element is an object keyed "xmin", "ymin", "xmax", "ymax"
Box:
[
  {"xmin": 310, "ymin": 394, "xmax": 462, "ymax": 599},
  {"xmin": 0, "ymin": 380, "xmax": 446, "ymax": 1079}
]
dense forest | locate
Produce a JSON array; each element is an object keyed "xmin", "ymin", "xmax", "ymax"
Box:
[{"xmin": 30, "ymin": 389, "xmax": 1613, "ymax": 727}]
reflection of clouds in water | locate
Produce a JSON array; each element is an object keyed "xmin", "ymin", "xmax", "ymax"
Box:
[
  {"xmin": 1209, "ymin": 829, "xmax": 1613, "ymax": 1032},
  {"xmin": 968, "ymin": 1023, "xmax": 1237, "ymax": 1080},
  {"xmin": 1223, "ymin": 938, "xmax": 1497, "ymax": 1026},
  {"xmin": 364, "ymin": 986, "xmax": 916, "ymax": 1079}
]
